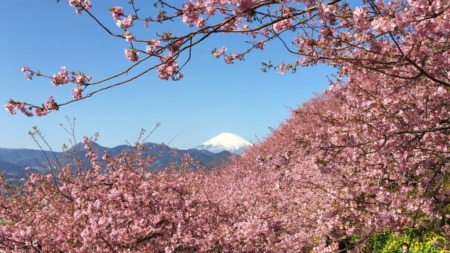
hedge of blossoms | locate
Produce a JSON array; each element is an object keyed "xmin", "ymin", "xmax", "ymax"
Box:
[
  {"xmin": 2, "ymin": 66, "xmax": 450, "ymax": 251},
  {"xmin": 2, "ymin": 0, "xmax": 450, "ymax": 251},
  {"xmin": 1, "ymin": 70, "xmax": 448, "ymax": 251}
]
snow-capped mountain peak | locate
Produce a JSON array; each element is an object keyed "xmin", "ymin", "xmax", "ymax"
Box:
[{"xmin": 196, "ymin": 133, "xmax": 252, "ymax": 154}]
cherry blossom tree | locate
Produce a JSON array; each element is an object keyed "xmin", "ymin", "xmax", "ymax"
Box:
[
  {"xmin": 2, "ymin": 88, "xmax": 447, "ymax": 251},
  {"xmin": 6, "ymin": 0, "xmax": 450, "ymax": 116},
  {"xmin": 0, "ymin": 137, "xmax": 227, "ymax": 252},
  {"xmin": 235, "ymin": 72, "xmax": 450, "ymax": 250},
  {"xmin": 2, "ymin": 0, "xmax": 450, "ymax": 252}
]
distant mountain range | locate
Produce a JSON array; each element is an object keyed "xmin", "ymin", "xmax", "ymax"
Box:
[{"xmin": 0, "ymin": 142, "xmax": 236, "ymax": 184}]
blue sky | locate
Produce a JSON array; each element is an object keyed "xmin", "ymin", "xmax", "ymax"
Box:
[{"xmin": 0, "ymin": 1, "xmax": 333, "ymax": 151}]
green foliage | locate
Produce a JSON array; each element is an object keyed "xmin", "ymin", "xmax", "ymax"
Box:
[
  {"xmin": 365, "ymin": 228, "xmax": 449, "ymax": 253},
  {"xmin": 365, "ymin": 232, "xmax": 392, "ymax": 253}
]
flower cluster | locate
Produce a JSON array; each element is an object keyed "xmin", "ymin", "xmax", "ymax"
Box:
[
  {"xmin": 73, "ymin": 72, "xmax": 91, "ymax": 86},
  {"xmin": 82, "ymin": 136, "xmax": 102, "ymax": 172},
  {"xmin": 72, "ymin": 87, "xmax": 83, "ymax": 99},
  {"xmin": 158, "ymin": 57, "xmax": 182, "ymax": 80},
  {"xmin": 182, "ymin": 1, "xmax": 203, "ymax": 27},
  {"xmin": 145, "ymin": 40, "xmax": 161, "ymax": 55},
  {"xmin": 51, "ymin": 66, "xmax": 70, "ymax": 86},
  {"xmin": 212, "ymin": 47, "xmax": 227, "ymax": 58},
  {"xmin": 272, "ymin": 19, "xmax": 292, "ymax": 32},
  {"xmin": 68, "ymin": 0, "xmax": 92, "ymax": 14},
  {"xmin": 235, "ymin": 0, "xmax": 257, "ymax": 16},
  {"xmin": 224, "ymin": 53, "xmax": 244, "ymax": 64},
  {"xmin": 124, "ymin": 48, "xmax": 138, "ymax": 62},
  {"xmin": 21, "ymin": 66, "xmax": 32, "ymax": 80},
  {"xmin": 34, "ymin": 96, "xmax": 59, "ymax": 116},
  {"xmin": 116, "ymin": 15, "xmax": 133, "ymax": 29},
  {"xmin": 124, "ymin": 31, "xmax": 135, "ymax": 42},
  {"xmin": 7, "ymin": 65, "xmax": 91, "ymax": 115},
  {"xmin": 110, "ymin": 6, "xmax": 124, "ymax": 21},
  {"xmin": 253, "ymin": 41, "xmax": 266, "ymax": 50},
  {"xmin": 4, "ymin": 96, "xmax": 59, "ymax": 117},
  {"xmin": 4, "ymin": 100, "xmax": 32, "ymax": 117}
]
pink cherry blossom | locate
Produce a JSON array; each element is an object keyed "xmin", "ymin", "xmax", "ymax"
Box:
[
  {"xmin": 73, "ymin": 72, "xmax": 91, "ymax": 85},
  {"xmin": 182, "ymin": 1, "xmax": 203, "ymax": 27},
  {"xmin": 4, "ymin": 104, "xmax": 15, "ymax": 115},
  {"xmin": 272, "ymin": 19, "xmax": 292, "ymax": 32},
  {"xmin": 278, "ymin": 62, "xmax": 288, "ymax": 75},
  {"xmin": 51, "ymin": 66, "xmax": 69, "ymax": 86},
  {"xmin": 4, "ymin": 100, "xmax": 32, "ymax": 116},
  {"xmin": 212, "ymin": 47, "xmax": 227, "ymax": 58},
  {"xmin": 68, "ymin": 0, "xmax": 92, "ymax": 14},
  {"xmin": 253, "ymin": 41, "xmax": 265, "ymax": 50},
  {"xmin": 124, "ymin": 31, "xmax": 135, "ymax": 42},
  {"xmin": 116, "ymin": 15, "xmax": 133, "ymax": 29},
  {"xmin": 110, "ymin": 6, "xmax": 124, "ymax": 21},
  {"xmin": 158, "ymin": 57, "xmax": 180, "ymax": 80},
  {"xmin": 124, "ymin": 48, "xmax": 138, "ymax": 62},
  {"xmin": 145, "ymin": 40, "xmax": 161, "ymax": 55},
  {"xmin": 196, "ymin": 17, "xmax": 206, "ymax": 28},
  {"xmin": 34, "ymin": 96, "xmax": 59, "ymax": 116},
  {"xmin": 72, "ymin": 87, "xmax": 83, "ymax": 99},
  {"xmin": 18, "ymin": 105, "xmax": 33, "ymax": 116}
]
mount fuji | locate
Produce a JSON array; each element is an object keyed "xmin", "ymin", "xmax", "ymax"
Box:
[{"xmin": 196, "ymin": 133, "xmax": 253, "ymax": 154}]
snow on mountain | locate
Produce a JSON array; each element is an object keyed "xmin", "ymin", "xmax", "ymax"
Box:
[{"xmin": 196, "ymin": 133, "xmax": 253, "ymax": 154}]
